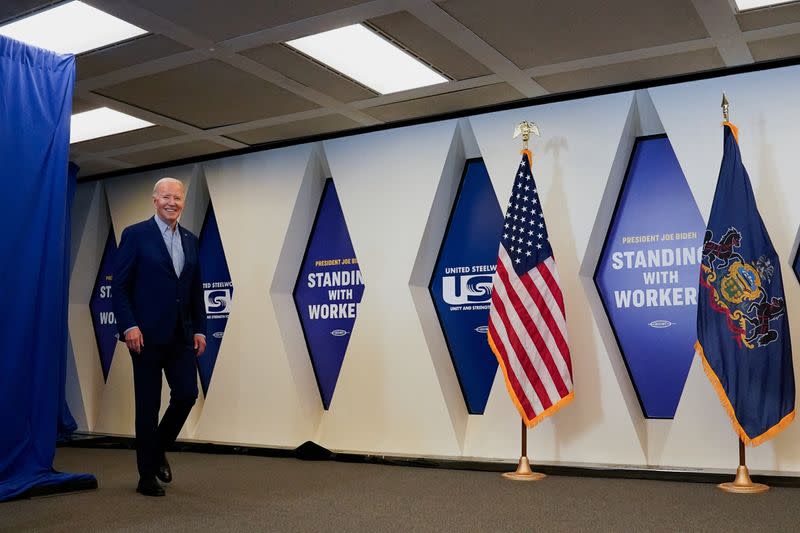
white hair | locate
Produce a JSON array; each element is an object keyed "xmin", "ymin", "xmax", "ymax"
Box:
[{"xmin": 152, "ymin": 177, "xmax": 185, "ymax": 197}]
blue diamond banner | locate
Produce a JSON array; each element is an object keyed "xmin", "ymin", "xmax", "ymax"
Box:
[
  {"xmin": 198, "ymin": 203, "xmax": 233, "ymax": 396},
  {"xmin": 594, "ymin": 136, "xmax": 705, "ymax": 418},
  {"xmin": 429, "ymin": 159, "xmax": 501, "ymax": 414},
  {"xmin": 89, "ymin": 228, "xmax": 118, "ymax": 382},
  {"xmin": 294, "ymin": 179, "xmax": 364, "ymax": 410}
]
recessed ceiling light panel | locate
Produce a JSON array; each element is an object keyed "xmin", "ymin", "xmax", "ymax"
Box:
[
  {"xmin": 0, "ymin": 1, "xmax": 147, "ymax": 55},
  {"xmin": 733, "ymin": 0, "xmax": 798, "ymax": 11},
  {"xmin": 71, "ymin": 107, "xmax": 153, "ymax": 144},
  {"xmin": 286, "ymin": 24, "xmax": 447, "ymax": 94}
]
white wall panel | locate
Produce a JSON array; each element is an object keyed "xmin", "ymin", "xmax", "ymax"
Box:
[
  {"xmin": 408, "ymin": 119, "xmax": 485, "ymax": 453},
  {"xmin": 319, "ymin": 121, "xmax": 463, "ymax": 456},
  {"xmin": 67, "ymin": 182, "xmax": 107, "ymax": 431},
  {"xmin": 195, "ymin": 144, "xmax": 321, "ymax": 447},
  {"xmin": 68, "ymin": 63, "xmax": 800, "ymax": 474}
]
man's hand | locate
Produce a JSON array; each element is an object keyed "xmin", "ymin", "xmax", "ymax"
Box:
[
  {"xmin": 194, "ymin": 334, "xmax": 206, "ymax": 357},
  {"xmin": 125, "ymin": 327, "xmax": 144, "ymax": 354}
]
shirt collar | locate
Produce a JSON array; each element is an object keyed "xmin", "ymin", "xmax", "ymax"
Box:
[{"xmin": 153, "ymin": 215, "xmax": 178, "ymax": 235}]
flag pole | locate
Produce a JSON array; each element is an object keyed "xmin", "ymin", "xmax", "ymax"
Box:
[
  {"xmin": 502, "ymin": 121, "xmax": 546, "ymax": 482},
  {"xmin": 713, "ymin": 95, "xmax": 768, "ymax": 494},
  {"xmin": 502, "ymin": 419, "xmax": 545, "ymax": 481}
]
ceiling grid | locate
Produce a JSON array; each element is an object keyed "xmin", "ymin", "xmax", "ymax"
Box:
[{"xmin": 5, "ymin": 0, "xmax": 798, "ymax": 177}]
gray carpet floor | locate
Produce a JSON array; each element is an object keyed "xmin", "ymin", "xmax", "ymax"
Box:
[{"xmin": 2, "ymin": 448, "xmax": 800, "ymax": 532}]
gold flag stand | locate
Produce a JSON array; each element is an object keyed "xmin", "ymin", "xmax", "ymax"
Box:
[
  {"xmin": 503, "ymin": 121, "xmax": 546, "ymax": 482},
  {"xmin": 718, "ymin": 439, "xmax": 768, "ymax": 493},
  {"xmin": 503, "ymin": 419, "xmax": 546, "ymax": 481},
  {"xmin": 713, "ymin": 95, "xmax": 767, "ymax": 494}
]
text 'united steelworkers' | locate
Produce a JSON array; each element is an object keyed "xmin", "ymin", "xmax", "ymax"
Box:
[{"xmin": 611, "ymin": 232, "xmax": 700, "ymax": 308}]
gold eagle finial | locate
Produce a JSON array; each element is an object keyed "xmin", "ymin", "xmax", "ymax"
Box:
[{"xmin": 513, "ymin": 121, "xmax": 540, "ymax": 150}]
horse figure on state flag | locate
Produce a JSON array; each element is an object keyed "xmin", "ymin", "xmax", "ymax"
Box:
[
  {"xmin": 745, "ymin": 295, "xmax": 785, "ymax": 347},
  {"xmin": 703, "ymin": 227, "xmax": 743, "ymax": 269}
]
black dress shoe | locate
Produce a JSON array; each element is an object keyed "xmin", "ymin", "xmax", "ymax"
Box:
[
  {"xmin": 136, "ymin": 477, "xmax": 165, "ymax": 497},
  {"xmin": 156, "ymin": 453, "xmax": 172, "ymax": 484}
]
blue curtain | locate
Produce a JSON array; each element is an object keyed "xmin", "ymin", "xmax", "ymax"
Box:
[
  {"xmin": 57, "ymin": 163, "xmax": 80, "ymax": 442},
  {"xmin": 0, "ymin": 36, "xmax": 95, "ymax": 501}
]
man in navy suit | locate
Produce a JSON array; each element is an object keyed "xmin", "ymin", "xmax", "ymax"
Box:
[{"xmin": 113, "ymin": 177, "xmax": 206, "ymax": 497}]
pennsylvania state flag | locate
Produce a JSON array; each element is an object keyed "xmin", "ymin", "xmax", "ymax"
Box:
[{"xmin": 696, "ymin": 121, "xmax": 795, "ymax": 446}]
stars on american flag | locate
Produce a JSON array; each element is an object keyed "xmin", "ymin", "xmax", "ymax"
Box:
[{"xmin": 501, "ymin": 154, "xmax": 552, "ymax": 273}]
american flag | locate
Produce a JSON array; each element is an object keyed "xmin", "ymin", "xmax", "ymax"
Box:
[{"xmin": 487, "ymin": 151, "xmax": 574, "ymax": 427}]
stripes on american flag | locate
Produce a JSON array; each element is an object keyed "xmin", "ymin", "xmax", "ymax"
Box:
[{"xmin": 487, "ymin": 150, "xmax": 574, "ymax": 427}]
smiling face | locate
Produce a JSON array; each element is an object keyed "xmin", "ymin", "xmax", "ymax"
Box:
[{"xmin": 152, "ymin": 178, "xmax": 185, "ymax": 227}]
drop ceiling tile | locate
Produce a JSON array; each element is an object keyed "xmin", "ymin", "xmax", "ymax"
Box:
[
  {"xmin": 228, "ymin": 114, "xmax": 360, "ymax": 144},
  {"xmin": 70, "ymin": 126, "xmax": 183, "ymax": 154},
  {"xmin": 366, "ymin": 83, "xmax": 523, "ymax": 122},
  {"xmin": 96, "ymin": 59, "xmax": 319, "ymax": 129},
  {"xmin": 74, "ymin": 159, "xmax": 128, "ymax": 178},
  {"xmin": 535, "ymin": 48, "xmax": 724, "ymax": 94},
  {"xmin": 0, "ymin": 1, "xmax": 51, "ymax": 24},
  {"xmin": 240, "ymin": 44, "xmax": 376, "ymax": 102},
  {"xmin": 130, "ymin": 0, "xmax": 373, "ymax": 42},
  {"xmin": 737, "ymin": 4, "xmax": 800, "ymax": 31},
  {"xmin": 368, "ymin": 12, "xmax": 492, "ymax": 80},
  {"xmin": 438, "ymin": 0, "xmax": 709, "ymax": 69},
  {"xmin": 72, "ymin": 96, "xmax": 99, "ymax": 114},
  {"xmin": 77, "ymin": 35, "xmax": 190, "ymax": 80},
  {"xmin": 115, "ymin": 140, "xmax": 228, "ymax": 167},
  {"xmin": 749, "ymin": 32, "xmax": 800, "ymax": 61}
]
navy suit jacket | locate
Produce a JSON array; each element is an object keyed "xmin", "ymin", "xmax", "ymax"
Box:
[{"xmin": 113, "ymin": 217, "xmax": 206, "ymax": 346}]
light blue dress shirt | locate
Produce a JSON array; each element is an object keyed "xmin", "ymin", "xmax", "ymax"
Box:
[{"xmin": 154, "ymin": 215, "xmax": 184, "ymax": 276}]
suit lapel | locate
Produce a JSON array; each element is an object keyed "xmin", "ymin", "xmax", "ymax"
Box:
[{"xmin": 150, "ymin": 217, "xmax": 178, "ymax": 278}]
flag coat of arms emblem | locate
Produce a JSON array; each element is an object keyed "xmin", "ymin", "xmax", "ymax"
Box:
[
  {"xmin": 487, "ymin": 150, "xmax": 574, "ymax": 427},
  {"xmin": 696, "ymin": 122, "xmax": 795, "ymax": 446}
]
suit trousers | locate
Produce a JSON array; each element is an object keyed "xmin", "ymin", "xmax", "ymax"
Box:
[{"xmin": 130, "ymin": 335, "xmax": 197, "ymax": 479}]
